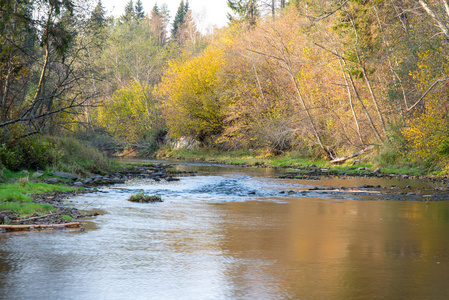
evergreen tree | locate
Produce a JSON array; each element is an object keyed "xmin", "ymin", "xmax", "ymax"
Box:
[
  {"xmin": 90, "ymin": 0, "xmax": 106, "ymax": 29},
  {"xmin": 135, "ymin": 0, "xmax": 145, "ymax": 20},
  {"xmin": 227, "ymin": 0, "xmax": 258, "ymax": 26},
  {"xmin": 150, "ymin": 4, "xmax": 168, "ymax": 46},
  {"xmin": 171, "ymin": 0, "xmax": 190, "ymax": 38},
  {"xmin": 122, "ymin": 0, "xmax": 134, "ymax": 22}
]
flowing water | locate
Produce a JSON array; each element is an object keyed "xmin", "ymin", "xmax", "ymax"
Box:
[{"xmin": 1, "ymin": 161, "xmax": 449, "ymax": 299}]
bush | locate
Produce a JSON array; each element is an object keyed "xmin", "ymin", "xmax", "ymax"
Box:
[{"xmin": 0, "ymin": 132, "xmax": 52, "ymax": 171}]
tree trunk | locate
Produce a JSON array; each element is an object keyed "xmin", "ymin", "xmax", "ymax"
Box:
[
  {"xmin": 0, "ymin": 222, "xmax": 81, "ymax": 231},
  {"xmin": 337, "ymin": 53, "xmax": 364, "ymax": 144}
]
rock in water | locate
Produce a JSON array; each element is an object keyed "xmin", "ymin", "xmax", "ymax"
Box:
[{"xmin": 165, "ymin": 177, "xmax": 180, "ymax": 182}]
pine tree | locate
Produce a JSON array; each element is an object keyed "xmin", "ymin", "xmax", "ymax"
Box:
[
  {"xmin": 171, "ymin": 0, "xmax": 190, "ymax": 38},
  {"xmin": 135, "ymin": 0, "xmax": 145, "ymax": 20},
  {"xmin": 90, "ymin": 0, "xmax": 106, "ymax": 29},
  {"xmin": 150, "ymin": 4, "xmax": 168, "ymax": 46},
  {"xmin": 122, "ymin": 0, "xmax": 134, "ymax": 23},
  {"xmin": 227, "ymin": 0, "xmax": 258, "ymax": 26}
]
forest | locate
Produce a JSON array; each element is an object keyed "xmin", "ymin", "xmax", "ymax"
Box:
[{"xmin": 1, "ymin": 0, "xmax": 449, "ymax": 173}]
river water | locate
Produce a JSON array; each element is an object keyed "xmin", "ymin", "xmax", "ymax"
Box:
[{"xmin": 1, "ymin": 161, "xmax": 449, "ymax": 299}]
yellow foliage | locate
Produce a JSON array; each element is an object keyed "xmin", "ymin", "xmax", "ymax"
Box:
[
  {"xmin": 96, "ymin": 82, "xmax": 158, "ymax": 141},
  {"xmin": 402, "ymin": 99, "xmax": 449, "ymax": 161},
  {"xmin": 157, "ymin": 44, "xmax": 225, "ymax": 140}
]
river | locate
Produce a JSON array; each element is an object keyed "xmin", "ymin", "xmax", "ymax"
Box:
[{"xmin": 1, "ymin": 161, "xmax": 449, "ymax": 299}]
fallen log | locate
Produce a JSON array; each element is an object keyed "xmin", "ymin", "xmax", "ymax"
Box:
[
  {"xmin": 0, "ymin": 222, "xmax": 81, "ymax": 231},
  {"xmin": 330, "ymin": 146, "xmax": 374, "ymax": 164},
  {"xmin": 15, "ymin": 212, "xmax": 60, "ymax": 223}
]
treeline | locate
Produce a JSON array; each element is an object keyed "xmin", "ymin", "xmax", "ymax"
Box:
[
  {"xmin": 159, "ymin": 0, "xmax": 449, "ymax": 167},
  {"xmin": 1, "ymin": 0, "xmax": 449, "ymax": 171}
]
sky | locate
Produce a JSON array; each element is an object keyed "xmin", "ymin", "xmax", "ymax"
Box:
[{"xmin": 101, "ymin": 0, "xmax": 230, "ymax": 32}]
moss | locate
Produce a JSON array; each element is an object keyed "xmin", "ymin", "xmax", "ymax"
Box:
[{"xmin": 128, "ymin": 192, "xmax": 162, "ymax": 203}]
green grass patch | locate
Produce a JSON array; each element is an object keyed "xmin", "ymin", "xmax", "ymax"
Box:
[
  {"xmin": 61, "ymin": 214, "xmax": 74, "ymax": 221},
  {"xmin": 0, "ymin": 182, "xmax": 78, "ymax": 217},
  {"xmin": 158, "ymin": 148, "xmax": 326, "ymax": 167},
  {"xmin": 0, "ymin": 201, "xmax": 54, "ymax": 216},
  {"xmin": 0, "ymin": 182, "xmax": 75, "ymax": 196}
]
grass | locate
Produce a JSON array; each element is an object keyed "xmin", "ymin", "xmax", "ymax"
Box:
[
  {"xmin": 0, "ymin": 134, "xmax": 120, "ymax": 220},
  {"xmin": 61, "ymin": 214, "xmax": 74, "ymax": 221},
  {"xmin": 43, "ymin": 135, "xmax": 121, "ymax": 176},
  {"xmin": 0, "ymin": 182, "xmax": 78, "ymax": 218},
  {"xmin": 158, "ymin": 148, "xmax": 326, "ymax": 167},
  {"xmin": 128, "ymin": 192, "xmax": 162, "ymax": 203},
  {"xmin": 156, "ymin": 147, "xmax": 444, "ymax": 177}
]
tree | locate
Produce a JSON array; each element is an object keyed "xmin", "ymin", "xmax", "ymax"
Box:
[
  {"xmin": 158, "ymin": 46, "xmax": 225, "ymax": 142},
  {"xmin": 149, "ymin": 4, "xmax": 169, "ymax": 46},
  {"xmin": 0, "ymin": 0, "xmax": 99, "ymax": 138},
  {"xmin": 135, "ymin": 0, "xmax": 145, "ymax": 20},
  {"xmin": 227, "ymin": 0, "xmax": 259, "ymax": 26},
  {"xmin": 90, "ymin": 0, "xmax": 106, "ymax": 29},
  {"xmin": 0, "ymin": 0, "xmax": 34, "ymax": 123},
  {"xmin": 96, "ymin": 82, "xmax": 162, "ymax": 141},
  {"xmin": 122, "ymin": 0, "xmax": 134, "ymax": 23},
  {"xmin": 171, "ymin": 0, "xmax": 189, "ymax": 39}
]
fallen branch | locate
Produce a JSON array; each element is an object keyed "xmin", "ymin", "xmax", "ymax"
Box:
[
  {"xmin": 330, "ymin": 146, "xmax": 374, "ymax": 164},
  {"xmin": 0, "ymin": 222, "xmax": 81, "ymax": 231},
  {"xmin": 15, "ymin": 212, "xmax": 60, "ymax": 223}
]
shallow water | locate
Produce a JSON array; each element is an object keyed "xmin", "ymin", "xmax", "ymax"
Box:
[{"xmin": 1, "ymin": 161, "xmax": 449, "ymax": 299}]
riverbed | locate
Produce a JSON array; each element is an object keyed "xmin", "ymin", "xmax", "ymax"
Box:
[{"xmin": 1, "ymin": 161, "xmax": 449, "ymax": 299}]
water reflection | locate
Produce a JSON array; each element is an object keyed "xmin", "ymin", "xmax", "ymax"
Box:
[{"xmin": 1, "ymin": 163, "xmax": 449, "ymax": 299}]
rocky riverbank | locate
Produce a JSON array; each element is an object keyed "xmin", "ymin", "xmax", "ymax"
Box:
[
  {"xmin": 14, "ymin": 163, "xmax": 195, "ymax": 188},
  {"xmin": 0, "ymin": 163, "xmax": 196, "ymax": 230},
  {"xmin": 275, "ymin": 164, "xmax": 449, "ymax": 186}
]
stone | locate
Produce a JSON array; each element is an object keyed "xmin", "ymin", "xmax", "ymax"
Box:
[
  {"xmin": 165, "ymin": 177, "xmax": 180, "ymax": 182},
  {"xmin": 174, "ymin": 136, "xmax": 200, "ymax": 150},
  {"xmin": 46, "ymin": 178, "xmax": 59, "ymax": 184},
  {"xmin": 73, "ymin": 182, "xmax": 84, "ymax": 187},
  {"xmin": 93, "ymin": 176, "xmax": 104, "ymax": 183},
  {"xmin": 52, "ymin": 171, "xmax": 79, "ymax": 181},
  {"xmin": 0, "ymin": 178, "xmax": 4, "ymax": 184},
  {"xmin": 111, "ymin": 178, "xmax": 125, "ymax": 184},
  {"xmin": 357, "ymin": 167, "xmax": 366, "ymax": 171},
  {"xmin": 83, "ymin": 178, "xmax": 93, "ymax": 185},
  {"xmin": 32, "ymin": 171, "xmax": 44, "ymax": 178},
  {"xmin": 372, "ymin": 167, "xmax": 381, "ymax": 174}
]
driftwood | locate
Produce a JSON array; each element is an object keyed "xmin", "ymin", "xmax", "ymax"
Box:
[
  {"xmin": 0, "ymin": 222, "xmax": 81, "ymax": 231},
  {"xmin": 330, "ymin": 146, "xmax": 374, "ymax": 164},
  {"xmin": 15, "ymin": 212, "xmax": 59, "ymax": 223}
]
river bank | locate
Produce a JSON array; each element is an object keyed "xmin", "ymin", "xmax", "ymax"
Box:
[
  {"xmin": 0, "ymin": 162, "xmax": 182, "ymax": 229},
  {"xmin": 2, "ymin": 146, "xmax": 448, "ymax": 229},
  {"xmin": 155, "ymin": 148, "xmax": 449, "ymax": 183}
]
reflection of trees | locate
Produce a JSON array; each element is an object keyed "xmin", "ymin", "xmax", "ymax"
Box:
[{"xmin": 212, "ymin": 198, "xmax": 449, "ymax": 299}]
